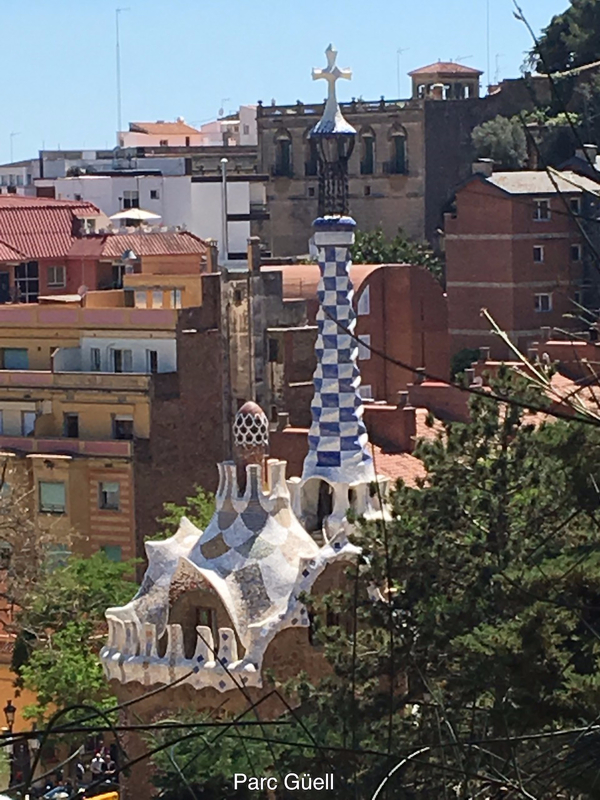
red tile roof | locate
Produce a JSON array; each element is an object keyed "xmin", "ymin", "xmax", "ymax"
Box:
[
  {"xmin": 0, "ymin": 196, "xmax": 102, "ymax": 260},
  {"xmin": 409, "ymin": 61, "xmax": 483, "ymax": 77},
  {"xmin": 129, "ymin": 121, "xmax": 202, "ymax": 136},
  {"xmin": 68, "ymin": 231, "xmax": 207, "ymax": 259},
  {"xmin": 371, "ymin": 445, "xmax": 426, "ymax": 488},
  {"xmin": 0, "ymin": 239, "xmax": 25, "ymax": 260}
]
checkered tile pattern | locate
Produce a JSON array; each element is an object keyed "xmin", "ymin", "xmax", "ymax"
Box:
[{"xmin": 303, "ymin": 238, "xmax": 374, "ymax": 483}]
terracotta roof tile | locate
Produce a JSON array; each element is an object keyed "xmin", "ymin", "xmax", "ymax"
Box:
[
  {"xmin": 130, "ymin": 121, "xmax": 202, "ymax": 136},
  {"xmin": 0, "ymin": 196, "xmax": 101, "ymax": 260},
  {"xmin": 68, "ymin": 231, "xmax": 207, "ymax": 259},
  {"xmin": 371, "ymin": 445, "xmax": 426, "ymax": 487},
  {"xmin": 409, "ymin": 61, "xmax": 483, "ymax": 76}
]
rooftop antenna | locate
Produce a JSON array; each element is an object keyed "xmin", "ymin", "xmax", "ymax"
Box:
[
  {"xmin": 486, "ymin": 0, "xmax": 491, "ymax": 90},
  {"xmin": 116, "ymin": 7, "xmax": 130, "ymax": 143},
  {"xmin": 396, "ymin": 47, "xmax": 409, "ymax": 98},
  {"xmin": 454, "ymin": 55, "xmax": 473, "ymax": 63},
  {"xmin": 218, "ymin": 98, "xmax": 231, "ymax": 117},
  {"xmin": 494, "ymin": 53, "xmax": 504, "ymax": 84},
  {"xmin": 9, "ymin": 132, "xmax": 20, "ymax": 163}
]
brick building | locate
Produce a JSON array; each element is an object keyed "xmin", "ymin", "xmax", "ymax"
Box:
[
  {"xmin": 445, "ymin": 166, "xmax": 600, "ymax": 359},
  {"xmin": 262, "ymin": 260, "xmax": 450, "ymax": 403}
]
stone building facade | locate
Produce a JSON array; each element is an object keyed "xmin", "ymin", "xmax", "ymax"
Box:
[{"xmin": 256, "ymin": 62, "xmax": 567, "ymax": 257}]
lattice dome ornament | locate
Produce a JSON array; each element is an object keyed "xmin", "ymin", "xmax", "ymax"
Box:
[{"xmin": 233, "ymin": 401, "xmax": 269, "ymax": 449}]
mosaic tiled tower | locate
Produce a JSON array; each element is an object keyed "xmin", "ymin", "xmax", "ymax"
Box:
[{"xmin": 301, "ymin": 216, "xmax": 375, "ymax": 486}]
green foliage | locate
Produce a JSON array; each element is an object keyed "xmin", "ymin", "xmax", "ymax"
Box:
[
  {"xmin": 12, "ymin": 552, "xmax": 137, "ymax": 720},
  {"xmin": 349, "ymin": 227, "xmax": 444, "ymax": 285},
  {"xmin": 149, "ymin": 712, "xmax": 274, "ymax": 800},
  {"xmin": 290, "ymin": 372, "xmax": 600, "ymax": 797},
  {"xmin": 152, "ymin": 484, "xmax": 216, "ymax": 540},
  {"xmin": 471, "ymin": 115, "xmax": 528, "ymax": 169},
  {"xmin": 531, "ymin": 0, "xmax": 600, "ymax": 74},
  {"xmin": 450, "ymin": 347, "xmax": 480, "ymax": 378}
]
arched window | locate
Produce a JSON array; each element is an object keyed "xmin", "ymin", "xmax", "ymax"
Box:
[
  {"xmin": 304, "ymin": 128, "xmax": 318, "ymax": 176},
  {"xmin": 274, "ymin": 129, "xmax": 293, "ymax": 177},
  {"xmin": 360, "ymin": 127, "xmax": 376, "ymax": 175},
  {"xmin": 388, "ymin": 124, "xmax": 407, "ymax": 175}
]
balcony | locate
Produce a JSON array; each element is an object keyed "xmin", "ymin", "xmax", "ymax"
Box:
[
  {"xmin": 0, "ymin": 370, "xmax": 151, "ymax": 392},
  {"xmin": 0, "ymin": 435, "xmax": 133, "ymax": 458}
]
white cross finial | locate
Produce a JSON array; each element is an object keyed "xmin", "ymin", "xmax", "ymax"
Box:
[{"xmin": 312, "ymin": 44, "xmax": 352, "ymax": 108}]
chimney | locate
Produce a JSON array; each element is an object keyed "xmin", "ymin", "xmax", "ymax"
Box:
[
  {"xmin": 540, "ymin": 326, "xmax": 552, "ymax": 342},
  {"xmin": 205, "ymin": 238, "xmax": 219, "ymax": 273},
  {"xmin": 472, "ymin": 158, "xmax": 494, "ymax": 177},
  {"xmin": 479, "ymin": 345, "xmax": 491, "ymax": 361},
  {"xmin": 396, "ymin": 390, "xmax": 409, "ymax": 408},
  {"xmin": 277, "ymin": 412, "xmax": 290, "ymax": 431},
  {"xmin": 247, "ymin": 236, "xmax": 261, "ymax": 274},
  {"xmin": 414, "ymin": 367, "xmax": 426, "ymax": 385},
  {"xmin": 464, "ymin": 368, "xmax": 475, "ymax": 385}
]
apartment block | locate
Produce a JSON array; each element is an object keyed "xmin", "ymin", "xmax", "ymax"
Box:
[{"xmin": 445, "ymin": 166, "xmax": 600, "ymax": 359}]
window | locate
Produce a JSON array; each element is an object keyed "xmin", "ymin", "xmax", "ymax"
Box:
[
  {"xmin": 1, "ymin": 348, "xmax": 29, "ymax": 369},
  {"xmin": 0, "ymin": 411, "xmax": 3, "ymax": 434},
  {"xmin": 81, "ymin": 217, "xmax": 96, "ymax": 234},
  {"xmin": 571, "ymin": 244, "xmax": 582, "ymax": 262},
  {"xmin": 150, "ymin": 189, "xmax": 159, "ymax": 200},
  {"xmin": 364, "ymin": 186, "xmax": 371, "ymax": 196},
  {"xmin": 170, "ymin": 288, "xmax": 182, "ymax": 309},
  {"xmin": 47, "ymin": 265, "xmax": 66, "ymax": 288},
  {"xmin": 39, "ymin": 481, "xmax": 66, "ymax": 514},
  {"xmin": 63, "ymin": 413, "xmax": 79, "ymax": 438},
  {"xmin": 21, "ymin": 411, "xmax": 36, "ymax": 436},
  {"xmin": 274, "ymin": 131, "xmax": 293, "ymax": 177},
  {"xmin": 111, "ymin": 349, "xmax": 133, "ymax": 373},
  {"xmin": 151, "ymin": 290, "xmax": 163, "ymax": 309},
  {"xmin": 134, "ymin": 290, "xmax": 147, "ymax": 308},
  {"xmin": 574, "ymin": 290, "xmax": 582, "ymax": 306},
  {"xmin": 122, "ymin": 190, "xmax": 139, "ymax": 209},
  {"xmin": 15, "ymin": 261, "xmax": 39, "ymax": 303},
  {"xmin": 146, "ymin": 349, "xmax": 158, "ymax": 374},
  {"xmin": 534, "ymin": 293, "xmax": 553, "ymax": 312},
  {"xmin": 243, "ymin": 124, "xmax": 250, "ymax": 135},
  {"xmin": 159, "ymin": 139, "xmax": 169, "ymax": 147},
  {"xmin": 74, "ymin": 194, "xmax": 82, "ymax": 201},
  {"xmin": 360, "ymin": 131, "xmax": 375, "ymax": 175},
  {"xmin": 308, "ymin": 186, "xmax": 315, "ymax": 197},
  {"xmin": 359, "ymin": 384, "xmax": 373, "ymax": 400},
  {"xmin": 99, "ymin": 481, "xmax": 120, "ymax": 511},
  {"xmin": 268, "ymin": 338, "xmax": 280, "ymax": 362},
  {"xmin": 102, "ymin": 545, "xmax": 122, "ymax": 562},
  {"xmin": 533, "ymin": 245, "xmax": 545, "ymax": 263},
  {"xmin": 570, "ymin": 197, "xmax": 581, "ymax": 214},
  {"xmin": 358, "ymin": 334, "xmax": 371, "ymax": 360},
  {"xmin": 391, "ymin": 134, "xmax": 407, "ymax": 174},
  {"xmin": 304, "ymin": 135, "xmax": 318, "ymax": 177},
  {"xmin": 113, "ymin": 415, "xmax": 134, "ymax": 440},
  {"xmin": 357, "ymin": 285, "xmax": 370, "ymax": 316},
  {"xmin": 533, "ymin": 199, "xmax": 551, "ymax": 221},
  {"xmin": 90, "ymin": 347, "xmax": 101, "ymax": 371}
]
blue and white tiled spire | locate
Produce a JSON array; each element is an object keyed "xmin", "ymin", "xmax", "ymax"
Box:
[{"xmin": 302, "ymin": 217, "xmax": 375, "ymax": 485}]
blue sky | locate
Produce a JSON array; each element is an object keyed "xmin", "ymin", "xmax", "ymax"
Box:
[{"xmin": 1, "ymin": 0, "xmax": 567, "ymax": 163}]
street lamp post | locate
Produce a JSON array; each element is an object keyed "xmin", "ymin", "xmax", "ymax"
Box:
[
  {"xmin": 3, "ymin": 699, "xmax": 16, "ymax": 786},
  {"xmin": 220, "ymin": 157, "xmax": 229, "ymax": 265}
]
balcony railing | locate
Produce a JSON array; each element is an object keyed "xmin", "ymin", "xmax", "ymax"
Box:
[{"xmin": 0, "ymin": 435, "xmax": 133, "ymax": 458}]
